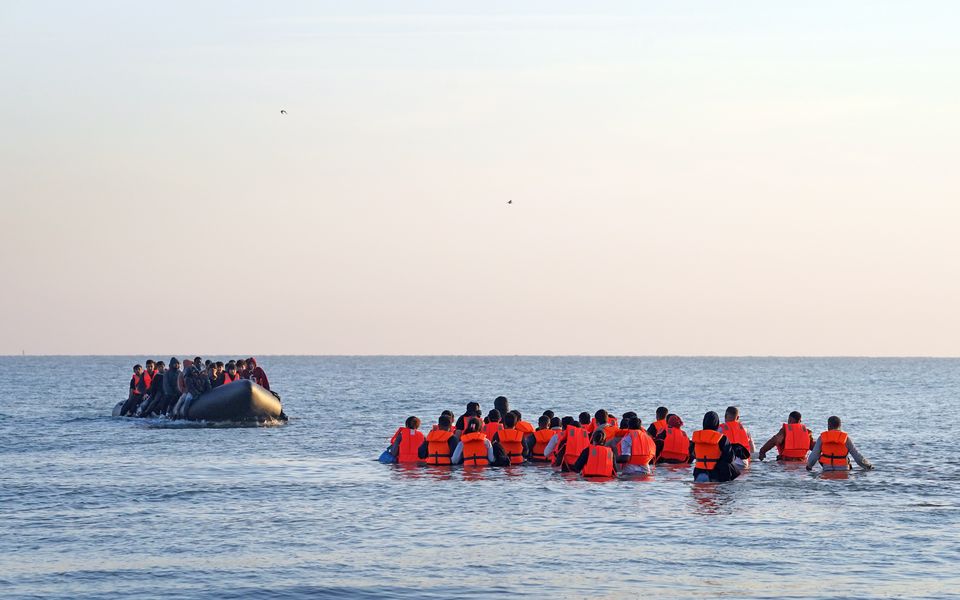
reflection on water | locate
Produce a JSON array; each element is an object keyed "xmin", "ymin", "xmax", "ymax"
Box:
[{"xmin": 1, "ymin": 356, "xmax": 959, "ymax": 599}]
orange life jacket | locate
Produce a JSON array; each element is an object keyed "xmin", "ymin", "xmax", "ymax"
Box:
[
  {"xmin": 818, "ymin": 430, "xmax": 849, "ymax": 468},
  {"xmin": 130, "ymin": 373, "xmax": 142, "ymax": 394},
  {"xmin": 497, "ymin": 428, "xmax": 525, "ymax": 465},
  {"xmin": 397, "ymin": 429, "xmax": 424, "ymax": 463},
  {"xmin": 600, "ymin": 425, "xmax": 620, "ymax": 442},
  {"xmin": 582, "ymin": 444, "xmax": 616, "ymax": 478},
  {"xmin": 563, "ymin": 426, "xmax": 591, "ymax": 466},
  {"xmin": 141, "ymin": 371, "xmax": 153, "ymax": 390},
  {"xmin": 693, "ymin": 429, "xmax": 723, "ymax": 471},
  {"xmin": 515, "ymin": 420, "xmax": 535, "ymax": 435},
  {"xmin": 531, "ymin": 429, "xmax": 556, "ymax": 461},
  {"xmin": 457, "ymin": 414, "xmax": 476, "ymax": 431},
  {"xmin": 719, "ymin": 421, "xmax": 751, "ymax": 449},
  {"xmin": 584, "ymin": 421, "xmax": 596, "ymax": 434},
  {"xmin": 389, "ymin": 427, "xmax": 403, "ymax": 445},
  {"xmin": 425, "ymin": 429, "xmax": 455, "ymax": 465},
  {"xmin": 607, "ymin": 415, "xmax": 617, "ymax": 427},
  {"xmin": 779, "ymin": 423, "xmax": 811, "ymax": 460},
  {"xmin": 621, "ymin": 430, "xmax": 656, "ymax": 466},
  {"xmin": 460, "ymin": 432, "xmax": 489, "ymax": 466},
  {"xmin": 660, "ymin": 427, "xmax": 690, "ymax": 462},
  {"xmin": 483, "ymin": 421, "xmax": 503, "ymax": 439},
  {"xmin": 222, "ymin": 372, "xmax": 239, "ymax": 384},
  {"xmin": 652, "ymin": 418, "xmax": 668, "ymax": 435}
]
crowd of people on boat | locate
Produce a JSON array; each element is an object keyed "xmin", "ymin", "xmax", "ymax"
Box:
[
  {"xmin": 119, "ymin": 357, "xmax": 271, "ymax": 418},
  {"xmin": 386, "ymin": 396, "xmax": 873, "ymax": 481}
]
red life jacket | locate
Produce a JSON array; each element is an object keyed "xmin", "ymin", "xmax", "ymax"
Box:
[
  {"xmin": 130, "ymin": 373, "xmax": 142, "ymax": 394},
  {"xmin": 222, "ymin": 372, "xmax": 239, "ymax": 384},
  {"xmin": 778, "ymin": 423, "xmax": 810, "ymax": 460},
  {"xmin": 819, "ymin": 430, "xmax": 849, "ymax": 468},
  {"xmin": 652, "ymin": 419, "xmax": 668, "ymax": 435},
  {"xmin": 660, "ymin": 427, "xmax": 690, "ymax": 462},
  {"xmin": 515, "ymin": 420, "xmax": 535, "ymax": 435},
  {"xmin": 563, "ymin": 426, "xmax": 590, "ymax": 466},
  {"xmin": 582, "ymin": 444, "xmax": 616, "ymax": 478},
  {"xmin": 621, "ymin": 430, "xmax": 656, "ymax": 466},
  {"xmin": 483, "ymin": 421, "xmax": 502, "ymax": 439},
  {"xmin": 141, "ymin": 371, "xmax": 153, "ymax": 390},
  {"xmin": 425, "ymin": 429, "xmax": 455, "ymax": 465},
  {"xmin": 719, "ymin": 421, "xmax": 752, "ymax": 449},
  {"xmin": 693, "ymin": 429, "xmax": 723, "ymax": 471},
  {"xmin": 531, "ymin": 429, "xmax": 556, "ymax": 461},
  {"xmin": 397, "ymin": 429, "xmax": 424, "ymax": 463},
  {"xmin": 497, "ymin": 429, "xmax": 525, "ymax": 465},
  {"xmin": 460, "ymin": 432, "xmax": 489, "ymax": 466}
]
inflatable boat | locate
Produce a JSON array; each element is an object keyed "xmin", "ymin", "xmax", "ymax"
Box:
[{"xmin": 112, "ymin": 379, "xmax": 284, "ymax": 422}]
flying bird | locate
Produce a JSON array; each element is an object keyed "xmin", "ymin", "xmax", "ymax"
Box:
[
  {"xmin": 280, "ymin": 110, "xmax": 287, "ymax": 115},
  {"xmin": 507, "ymin": 200, "xmax": 512, "ymax": 205}
]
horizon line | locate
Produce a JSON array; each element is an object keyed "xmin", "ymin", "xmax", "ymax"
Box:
[{"xmin": 2, "ymin": 353, "xmax": 959, "ymax": 359}]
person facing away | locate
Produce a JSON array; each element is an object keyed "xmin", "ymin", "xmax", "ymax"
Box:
[
  {"xmin": 483, "ymin": 409, "xmax": 503, "ymax": 439},
  {"xmin": 452, "ymin": 417, "xmax": 495, "ymax": 466},
  {"xmin": 531, "ymin": 415, "xmax": 556, "ymax": 462},
  {"xmin": 758, "ymin": 411, "xmax": 815, "ymax": 462},
  {"xmin": 656, "ymin": 414, "xmax": 691, "ymax": 464},
  {"xmin": 594, "ymin": 409, "xmax": 621, "ymax": 444},
  {"xmin": 617, "ymin": 417, "xmax": 657, "ymax": 475},
  {"xmin": 431, "ymin": 410, "xmax": 456, "ymax": 431},
  {"xmin": 421, "ymin": 415, "xmax": 459, "ymax": 465},
  {"xmin": 542, "ymin": 416, "xmax": 574, "ymax": 461},
  {"xmin": 494, "ymin": 395, "xmax": 510, "ymax": 418},
  {"xmin": 559, "ymin": 420, "xmax": 591, "ymax": 471},
  {"xmin": 493, "ymin": 412, "xmax": 526, "ymax": 465},
  {"xmin": 579, "ymin": 412, "xmax": 594, "ymax": 434},
  {"xmin": 647, "ymin": 406, "xmax": 669, "ymax": 438},
  {"xmin": 247, "ymin": 358, "xmax": 270, "ymax": 390},
  {"xmin": 456, "ymin": 402, "xmax": 481, "ymax": 431},
  {"xmin": 807, "ymin": 416, "xmax": 873, "ymax": 472},
  {"xmin": 718, "ymin": 406, "xmax": 755, "ymax": 468},
  {"xmin": 389, "ymin": 416, "xmax": 425, "ymax": 463},
  {"xmin": 692, "ymin": 411, "xmax": 741, "ymax": 482},
  {"xmin": 572, "ymin": 430, "xmax": 619, "ymax": 478}
]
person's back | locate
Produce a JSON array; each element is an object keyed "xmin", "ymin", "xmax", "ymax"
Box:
[
  {"xmin": 494, "ymin": 413, "xmax": 525, "ymax": 465},
  {"xmin": 391, "ymin": 416, "xmax": 425, "ymax": 463},
  {"xmin": 618, "ymin": 418, "xmax": 656, "ymax": 475},
  {"xmin": 718, "ymin": 406, "xmax": 754, "ymax": 468},
  {"xmin": 692, "ymin": 411, "xmax": 741, "ymax": 482},
  {"xmin": 531, "ymin": 415, "xmax": 555, "ymax": 462},
  {"xmin": 483, "ymin": 410, "xmax": 502, "ymax": 439},
  {"xmin": 562, "ymin": 423, "xmax": 590, "ymax": 470},
  {"xmin": 758, "ymin": 411, "xmax": 814, "ymax": 462},
  {"xmin": 423, "ymin": 416, "xmax": 457, "ymax": 465},
  {"xmin": 658, "ymin": 415, "xmax": 690, "ymax": 463},
  {"xmin": 807, "ymin": 416, "xmax": 873, "ymax": 472},
  {"xmin": 454, "ymin": 419, "xmax": 493, "ymax": 466},
  {"xmin": 574, "ymin": 431, "xmax": 618, "ymax": 478},
  {"xmin": 647, "ymin": 406, "xmax": 669, "ymax": 438}
]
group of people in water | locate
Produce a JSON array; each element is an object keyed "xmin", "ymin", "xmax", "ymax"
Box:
[
  {"xmin": 386, "ymin": 396, "xmax": 874, "ymax": 481},
  {"xmin": 119, "ymin": 357, "xmax": 271, "ymax": 418}
]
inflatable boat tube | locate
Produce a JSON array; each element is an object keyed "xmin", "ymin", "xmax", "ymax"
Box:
[
  {"xmin": 185, "ymin": 379, "xmax": 283, "ymax": 422},
  {"xmin": 112, "ymin": 401, "xmax": 124, "ymax": 417}
]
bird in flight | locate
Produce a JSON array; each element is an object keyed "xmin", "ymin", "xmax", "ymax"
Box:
[
  {"xmin": 507, "ymin": 200, "xmax": 512, "ymax": 205},
  {"xmin": 280, "ymin": 110, "xmax": 287, "ymax": 115}
]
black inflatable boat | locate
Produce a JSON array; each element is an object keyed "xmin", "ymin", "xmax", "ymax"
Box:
[{"xmin": 113, "ymin": 379, "xmax": 284, "ymax": 422}]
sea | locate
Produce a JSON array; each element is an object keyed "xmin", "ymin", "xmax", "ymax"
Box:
[{"xmin": 1, "ymin": 356, "xmax": 958, "ymax": 599}]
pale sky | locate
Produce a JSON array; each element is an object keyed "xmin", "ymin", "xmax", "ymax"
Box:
[{"xmin": 1, "ymin": 1, "xmax": 959, "ymax": 355}]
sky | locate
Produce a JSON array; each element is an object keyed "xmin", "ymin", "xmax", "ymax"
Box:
[{"xmin": 1, "ymin": 1, "xmax": 959, "ymax": 356}]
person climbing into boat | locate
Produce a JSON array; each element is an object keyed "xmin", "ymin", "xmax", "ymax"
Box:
[
  {"xmin": 807, "ymin": 416, "xmax": 874, "ymax": 472},
  {"xmin": 656, "ymin": 414, "xmax": 691, "ymax": 464},
  {"xmin": 692, "ymin": 411, "xmax": 742, "ymax": 482},
  {"xmin": 757, "ymin": 411, "xmax": 815, "ymax": 462},
  {"xmin": 718, "ymin": 406, "xmax": 755, "ymax": 468},
  {"xmin": 389, "ymin": 416, "xmax": 424, "ymax": 463},
  {"xmin": 572, "ymin": 430, "xmax": 619, "ymax": 478},
  {"xmin": 421, "ymin": 415, "xmax": 458, "ymax": 465},
  {"xmin": 452, "ymin": 417, "xmax": 495, "ymax": 466},
  {"xmin": 617, "ymin": 417, "xmax": 657, "ymax": 475},
  {"xmin": 647, "ymin": 406, "xmax": 669, "ymax": 438}
]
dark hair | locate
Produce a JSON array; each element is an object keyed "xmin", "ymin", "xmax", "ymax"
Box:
[
  {"xmin": 703, "ymin": 411, "xmax": 720, "ymax": 430},
  {"xmin": 628, "ymin": 417, "xmax": 642, "ymax": 430},
  {"xmin": 438, "ymin": 415, "xmax": 452, "ymax": 428},
  {"xmin": 591, "ymin": 430, "xmax": 605, "ymax": 444},
  {"xmin": 465, "ymin": 418, "xmax": 481, "ymax": 433},
  {"xmin": 145, "ymin": 360, "xmax": 155, "ymax": 367},
  {"xmin": 156, "ymin": 361, "xmax": 165, "ymax": 368},
  {"xmin": 656, "ymin": 406, "xmax": 669, "ymax": 420},
  {"xmin": 488, "ymin": 409, "xmax": 501, "ymax": 422},
  {"xmin": 467, "ymin": 401, "xmax": 480, "ymax": 412},
  {"xmin": 494, "ymin": 396, "xmax": 509, "ymax": 414},
  {"xmin": 619, "ymin": 416, "xmax": 631, "ymax": 429},
  {"xmin": 226, "ymin": 362, "xmax": 237, "ymax": 371},
  {"xmin": 405, "ymin": 416, "xmax": 421, "ymax": 429},
  {"xmin": 503, "ymin": 412, "xmax": 517, "ymax": 427},
  {"xmin": 205, "ymin": 360, "xmax": 212, "ymax": 367},
  {"xmin": 578, "ymin": 412, "xmax": 591, "ymax": 425},
  {"xmin": 623, "ymin": 411, "xmax": 637, "ymax": 419},
  {"xmin": 550, "ymin": 417, "xmax": 561, "ymax": 428},
  {"xmin": 725, "ymin": 406, "xmax": 739, "ymax": 419},
  {"xmin": 216, "ymin": 361, "xmax": 224, "ymax": 368},
  {"xmin": 510, "ymin": 409, "xmax": 521, "ymax": 420},
  {"xmin": 194, "ymin": 357, "xmax": 202, "ymax": 364},
  {"xmin": 594, "ymin": 409, "xmax": 608, "ymax": 423},
  {"xmin": 133, "ymin": 364, "xmax": 142, "ymax": 370},
  {"xmin": 543, "ymin": 410, "xmax": 555, "ymax": 419},
  {"xmin": 441, "ymin": 410, "xmax": 454, "ymax": 419},
  {"xmin": 560, "ymin": 416, "xmax": 574, "ymax": 429},
  {"xmin": 828, "ymin": 415, "xmax": 841, "ymax": 429},
  {"xmin": 538, "ymin": 415, "xmax": 550, "ymax": 427},
  {"xmin": 788, "ymin": 411, "xmax": 802, "ymax": 423}
]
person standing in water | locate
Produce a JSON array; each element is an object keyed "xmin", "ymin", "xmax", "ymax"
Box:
[
  {"xmin": 647, "ymin": 406, "xmax": 669, "ymax": 438},
  {"xmin": 692, "ymin": 411, "xmax": 741, "ymax": 482},
  {"xmin": 718, "ymin": 406, "xmax": 755, "ymax": 468},
  {"xmin": 572, "ymin": 430, "xmax": 619, "ymax": 478},
  {"xmin": 757, "ymin": 411, "xmax": 815, "ymax": 462},
  {"xmin": 452, "ymin": 418, "xmax": 495, "ymax": 466},
  {"xmin": 656, "ymin": 414, "xmax": 691, "ymax": 464},
  {"xmin": 807, "ymin": 416, "xmax": 874, "ymax": 472},
  {"xmin": 617, "ymin": 417, "xmax": 657, "ymax": 475}
]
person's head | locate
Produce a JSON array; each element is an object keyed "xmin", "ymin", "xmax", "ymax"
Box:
[
  {"xmin": 591, "ymin": 430, "xmax": 606, "ymax": 445},
  {"xmin": 667, "ymin": 414, "xmax": 683, "ymax": 429},
  {"xmin": 405, "ymin": 416, "xmax": 421, "ymax": 430},
  {"xmin": 578, "ymin": 412, "xmax": 591, "ymax": 426},
  {"xmin": 724, "ymin": 406, "xmax": 740, "ymax": 422},
  {"xmin": 194, "ymin": 357, "xmax": 202, "ymax": 367},
  {"xmin": 827, "ymin": 416, "xmax": 842, "ymax": 430},
  {"xmin": 216, "ymin": 361, "xmax": 224, "ymax": 369},
  {"xmin": 560, "ymin": 416, "xmax": 574, "ymax": 429},
  {"xmin": 465, "ymin": 417, "xmax": 481, "ymax": 434},
  {"xmin": 441, "ymin": 410, "xmax": 454, "ymax": 421},
  {"xmin": 438, "ymin": 415, "xmax": 451, "ymax": 430},
  {"xmin": 155, "ymin": 360, "xmax": 165, "ymax": 372},
  {"xmin": 494, "ymin": 395, "xmax": 509, "ymax": 413},
  {"xmin": 594, "ymin": 409, "xmax": 608, "ymax": 424},
  {"xmin": 509, "ymin": 409, "xmax": 522, "ymax": 422},
  {"xmin": 537, "ymin": 415, "xmax": 550, "ymax": 428},
  {"xmin": 133, "ymin": 364, "xmax": 143, "ymax": 375},
  {"xmin": 205, "ymin": 360, "xmax": 212, "ymax": 368},
  {"xmin": 703, "ymin": 411, "xmax": 720, "ymax": 431},
  {"xmin": 656, "ymin": 406, "xmax": 669, "ymax": 420},
  {"xmin": 226, "ymin": 362, "xmax": 237, "ymax": 374},
  {"xmin": 623, "ymin": 411, "xmax": 637, "ymax": 420},
  {"xmin": 183, "ymin": 359, "xmax": 193, "ymax": 369},
  {"xmin": 503, "ymin": 412, "xmax": 517, "ymax": 428},
  {"xmin": 487, "ymin": 409, "xmax": 501, "ymax": 423},
  {"xmin": 550, "ymin": 417, "xmax": 561, "ymax": 428},
  {"xmin": 788, "ymin": 411, "xmax": 802, "ymax": 424},
  {"xmin": 247, "ymin": 357, "xmax": 257, "ymax": 368},
  {"xmin": 236, "ymin": 359, "xmax": 246, "ymax": 370},
  {"xmin": 145, "ymin": 360, "xmax": 155, "ymax": 371},
  {"xmin": 628, "ymin": 417, "xmax": 642, "ymax": 430},
  {"xmin": 169, "ymin": 357, "xmax": 180, "ymax": 369},
  {"xmin": 543, "ymin": 410, "xmax": 555, "ymax": 419},
  {"xmin": 466, "ymin": 401, "xmax": 480, "ymax": 414}
]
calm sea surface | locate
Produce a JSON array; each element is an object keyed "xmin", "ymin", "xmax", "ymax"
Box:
[{"xmin": 1, "ymin": 356, "xmax": 958, "ymax": 599}]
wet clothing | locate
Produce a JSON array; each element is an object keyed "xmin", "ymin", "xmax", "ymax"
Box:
[
  {"xmin": 419, "ymin": 429, "xmax": 459, "ymax": 465},
  {"xmin": 806, "ymin": 431, "xmax": 873, "ymax": 471},
  {"xmin": 691, "ymin": 432, "xmax": 741, "ymax": 482},
  {"xmin": 758, "ymin": 423, "xmax": 815, "ymax": 461},
  {"xmin": 451, "ymin": 435, "xmax": 495, "ymax": 465},
  {"xmin": 618, "ymin": 429, "xmax": 656, "ymax": 475},
  {"xmin": 572, "ymin": 444, "xmax": 620, "ymax": 476}
]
